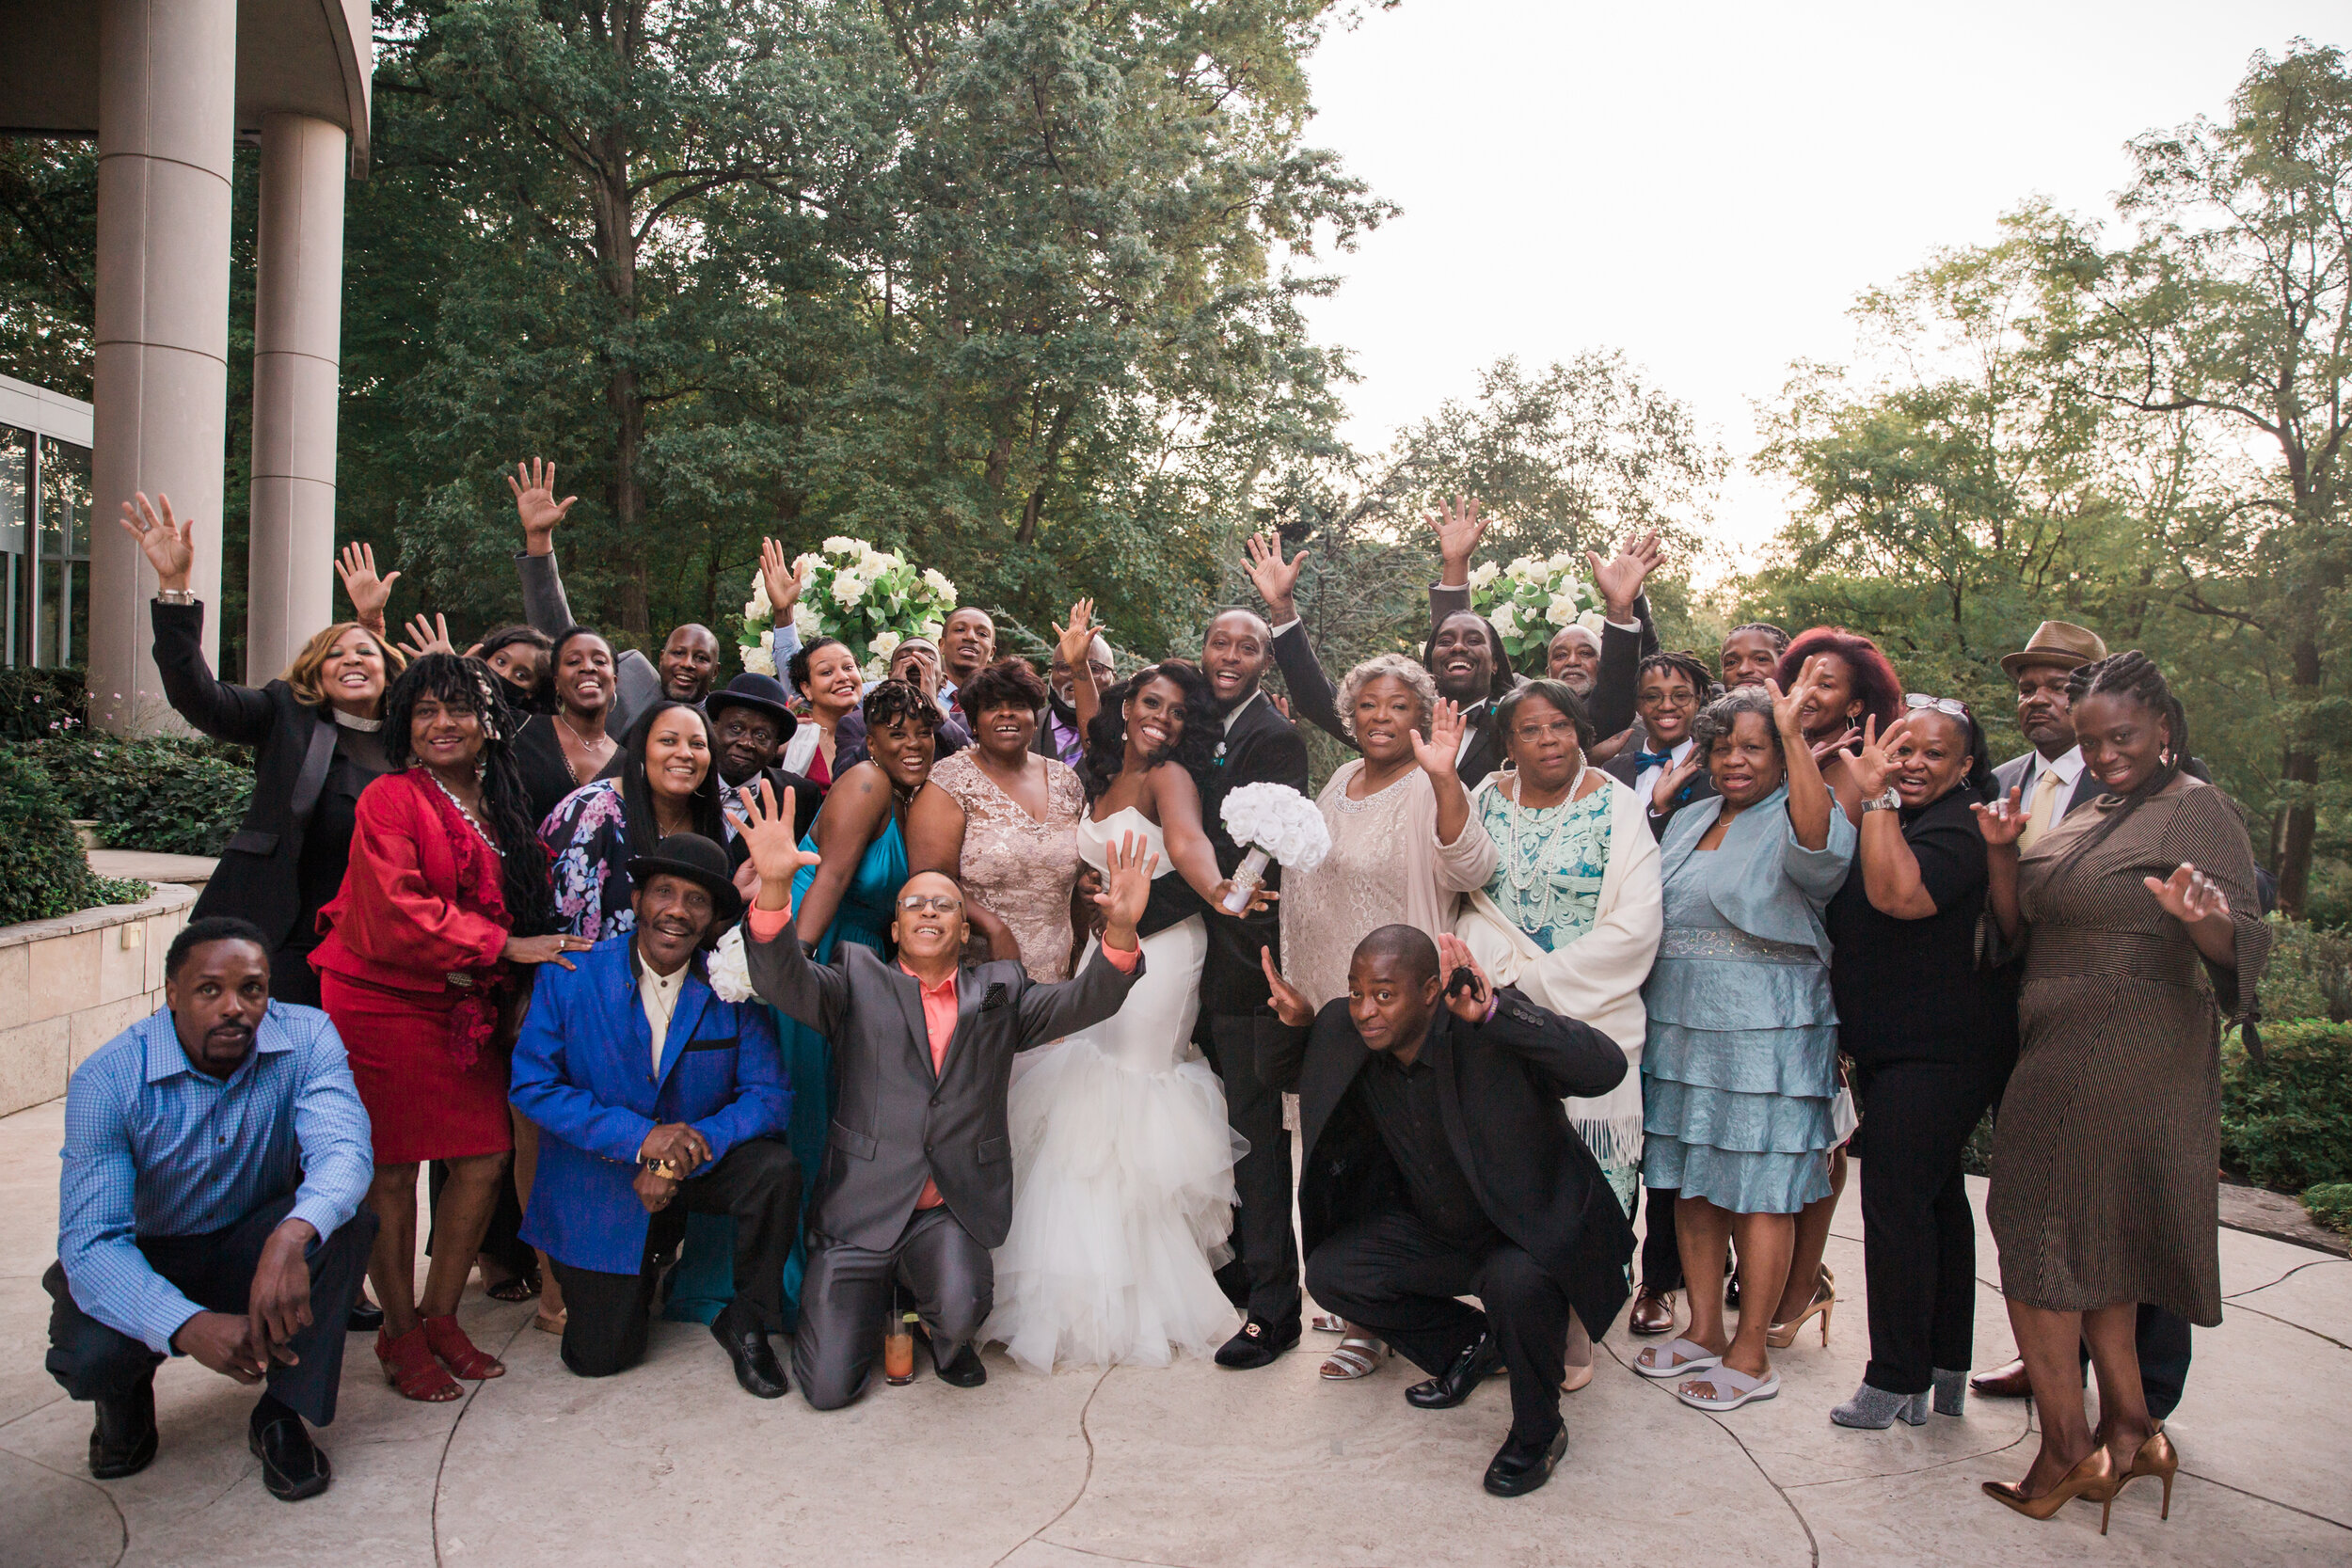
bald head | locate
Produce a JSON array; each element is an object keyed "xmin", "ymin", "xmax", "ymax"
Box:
[
  {"xmin": 891, "ymin": 871, "xmax": 967, "ymax": 967},
  {"xmin": 1353, "ymin": 923, "xmax": 1439, "ymax": 986},
  {"xmin": 660, "ymin": 623, "xmax": 722, "ymax": 702},
  {"xmin": 1346, "ymin": 924, "xmax": 1444, "ymax": 1055}
]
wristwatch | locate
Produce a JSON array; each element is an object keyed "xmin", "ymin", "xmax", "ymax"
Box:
[{"xmin": 1863, "ymin": 786, "xmax": 1901, "ymax": 814}]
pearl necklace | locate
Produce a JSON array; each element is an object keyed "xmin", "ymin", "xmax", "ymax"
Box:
[{"xmin": 1497, "ymin": 766, "xmax": 1590, "ymax": 895}]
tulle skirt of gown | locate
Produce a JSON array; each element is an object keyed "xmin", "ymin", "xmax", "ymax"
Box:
[{"xmin": 982, "ymin": 913, "xmax": 1244, "ymax": 1374}]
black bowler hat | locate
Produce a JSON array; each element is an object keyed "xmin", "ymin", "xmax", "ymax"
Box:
[
  {"xmin": 627, "ymin": 832, "xmax": 744, "ymax": 924},
  {"xmin": 706, "ymin": 673, "xmax": 800, "ymax": 740}
]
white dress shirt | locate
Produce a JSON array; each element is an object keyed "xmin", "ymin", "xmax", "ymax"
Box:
[
  {"xmin": 638, "ymin": 957, "xmax": 688, "ymax": 1071},
  {"xmin": 2023, "ymin": 744, "xmax": 2088, "ymax": 816},
  {"xmin": 1633, "ymin": 736, "xmax": 1695, "ymax": 801}
]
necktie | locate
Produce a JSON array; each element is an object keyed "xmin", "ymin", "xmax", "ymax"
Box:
[
  {"xmin": 2018, "ymin": 768, "xmax": 2061, "ymax": 850},
  {"xmin": 1632, "ymin": 750, "xmax": 1677, "ymax": 772}
]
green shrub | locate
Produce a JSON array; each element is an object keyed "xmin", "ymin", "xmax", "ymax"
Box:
[
  {"xmin": 0, "ymin": 665, "xmax": 87, "ymax": 742},
  {"xmin": 26, "ymin": 736, "xmax": 253, "ymax": 857},
  {"xmin": 2303, "ymin": 1182, "xmax": 2352, "ymax": 1238},
  {"xmin": 2220, "ymin": 1022, "xmax": 2352, "ymax": 1194},
  {"xmin": 0, "ymin": 747, "xmax": 149, "ymax": 926},
  {"xmin": 2263, "ymin": 917, "xmax": 2352, "ymax": 1024}
]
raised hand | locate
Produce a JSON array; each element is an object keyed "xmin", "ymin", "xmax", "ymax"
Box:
[
  {"xmin": 117, "ymin": 492, "xmax": 195, "ymax": 594},
  {"xmin": 725, "ymin": 778, "xmax": 821, "ymax": 908},
  {"xmin": 1436, "ymin": 933, "xmax": 1494, "ymax": 1024},
  {"xmin": 1260, "ymin": 946, "xmax": 1315, "ymax": 1027},
  {"xmin": 1652, "ymin": 752, "xmax": 1704, "ymax": 814},
  {"xmin": 507, "ymin": 457, "xmax": 578, "ymax": 546},
  {"xmin": 758, "ymin": 538, "xmax": 806, "ymax": 621},
  {"xmin": 1849, "ymin": 713, "xmax": 1915, "ymax": 797},
  {"xmin": 1766, "ymin": 654, "xmax": 1826, "ymax": 742},
  {"xmin": 1587, "ymin": 530, "xmax": 1663, "ymax": 622},
  {"xmin": 1243, "ymin": 530, "xmax": 1309, "ymax": 622},
  {"xmin": 335, "ymin": 542, "xmax": 400, "ymax": 629},
  {"xmin": 398, "ymin": 611, "xmax": 458, "ymax": 659},
  {"xmin": 1264, "ymin": 690, "xmax": 1292, "ymax": 721},
  {"xmin": 2145, "ymin": 862, "xmax": 2231, "ymax": 926},
  {"xmin": 1052, "ymin": 598, "xmax": 1102, "ymax": 676},
  {"xmin": 1972, "ymin": 785, "xmax": 2028, "ymax": 847},
  {"xmin": 1428, "ymin": 493, "xmax": 1486, "ymax": 574},
  {"xmin": 1093, "ymin": 830, "xmax": 1162, "ymax": 942},
  {"xmin": 1410, "ymin": 697, "xmax": 1466, "ymax": 781}
]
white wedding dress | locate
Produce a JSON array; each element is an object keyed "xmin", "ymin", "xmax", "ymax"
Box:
[{"xmin": 981, "ymin": 807, "xmax": 1244, "ymax": 1373}]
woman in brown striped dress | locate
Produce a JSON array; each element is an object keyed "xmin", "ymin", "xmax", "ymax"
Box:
[{"xmin": 1972, "ymin": 652, "xmax": 2268, "ymax": 1525}]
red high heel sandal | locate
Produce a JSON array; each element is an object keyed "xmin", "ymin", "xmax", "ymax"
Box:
[
  {"xmin": 422, "ymin": 1314, "xmax": 505, "ymax": 1380},
  {"xmin": 377, "ymin": 1325, "xmax": 463, "ymax": 1402}
]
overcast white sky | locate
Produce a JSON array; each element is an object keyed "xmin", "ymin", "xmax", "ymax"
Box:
[{"xmin": 1295, "ymin": 0, "xmax": 2336, "ymax": 580}]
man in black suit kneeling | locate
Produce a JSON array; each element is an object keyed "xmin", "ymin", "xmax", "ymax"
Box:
[{"xmin": 1261, "ymin": 927, "xmax": 1635, "ymax": 1497}]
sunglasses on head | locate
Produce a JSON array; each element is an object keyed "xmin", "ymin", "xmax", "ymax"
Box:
[{"xmin": 1904, "ymin": 693, "xmax": 1969, "ymax": 719}]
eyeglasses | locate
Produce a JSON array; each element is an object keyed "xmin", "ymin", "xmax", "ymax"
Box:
[
  {"xmin": 896, "ymin": 895, "xmax": 964, "ymax": 914},
  {"xmin": 1510, "ymin": 719, "xmax": 1581, "ymax": 744},
  {"xmin": 1904, "ymin": 693, "xmax": 1969, "ymax": 719}
]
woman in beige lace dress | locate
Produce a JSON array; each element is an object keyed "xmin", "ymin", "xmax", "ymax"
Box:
[{"xmin": 908, "ymin": 658, "xmax": 1087, "ymax": 980}]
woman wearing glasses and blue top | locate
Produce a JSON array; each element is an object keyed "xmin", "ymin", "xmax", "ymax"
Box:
[
  {"xmin": 1822, "ymin": 696, "xmax": 2017, "ymax": 1429},
  {"xmin": 1629, "ymin": 662, "xmax": 1855, "ymax": 1413}
]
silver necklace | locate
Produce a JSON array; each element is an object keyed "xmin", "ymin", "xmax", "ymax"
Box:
[{"xmin": 420, "ymin": 767, "xmax": 502, "ymax": 858}]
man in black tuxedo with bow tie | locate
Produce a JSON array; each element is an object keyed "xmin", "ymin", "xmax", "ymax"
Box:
[{"xmin": 1195, "ymin": 607, "xmax": 1315, "ymax": 1369}]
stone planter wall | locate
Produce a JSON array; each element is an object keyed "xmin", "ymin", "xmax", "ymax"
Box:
[{"xmin": 0, "ymin": 884, "xmax": 199, "ymax": 1117}]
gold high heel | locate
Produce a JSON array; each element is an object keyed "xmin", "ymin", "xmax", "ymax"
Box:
[
  {"xmin": 2101, "ymin": 1427, "xmax": 2178, "ymax": 1534},
  {"xmin": 1765, "ymin": 1266, "xmax": 1836, "ymax": 1349},
  {"xmin": 1983, "ymin": 1445, "xmax": 2120, "ymax": 1522}
]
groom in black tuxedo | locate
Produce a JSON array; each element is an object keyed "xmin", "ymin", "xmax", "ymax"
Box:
[{"xmin": 1195, "ymin": 608, "xmax": 1313, "ymax": 1369}]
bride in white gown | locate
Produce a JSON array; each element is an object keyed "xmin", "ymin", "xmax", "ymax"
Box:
[{"xmin": 983, "ymin": 652, "xmax": 1266, "ymax": 1374}]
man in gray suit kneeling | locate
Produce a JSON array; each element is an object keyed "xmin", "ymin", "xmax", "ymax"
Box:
[{"xmin": 730, "ymin": 782, "xmax": 1154, "ymax": 1407}]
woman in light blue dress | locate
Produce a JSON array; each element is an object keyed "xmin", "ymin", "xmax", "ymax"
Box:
[
  {"xmin": 1630, "ymin": 668, "xmax": 1854, "ymax": 1414},
  {"xmin": 664, "ymin": 683, "xmax": 935, "ymax": 1328}
]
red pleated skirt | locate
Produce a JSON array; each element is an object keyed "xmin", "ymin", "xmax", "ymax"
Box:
[{"xmin": 320, "ymin": 972, "xmax": 514, "ymax": 1164}]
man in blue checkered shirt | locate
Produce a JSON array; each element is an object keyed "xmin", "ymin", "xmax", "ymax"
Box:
[{"xmin": 45, "ymin": 916, "xmax": 377, "ymax": 1501}]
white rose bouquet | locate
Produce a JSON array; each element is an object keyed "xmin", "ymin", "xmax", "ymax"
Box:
[
  {"xmin": 737, "ymin": 536, "xmax": 957, "ymax": 681},
  {"xmin": 1217, "ymin": 782, "xmax": 1332, "ymax": 914},
  {"xmin": 707, "ymin": 925, "xmax": 755, "ymax": 1003},
  {"xmin": 1466, "ymin": 551, "xmax": 1605, "ymax": 669}
]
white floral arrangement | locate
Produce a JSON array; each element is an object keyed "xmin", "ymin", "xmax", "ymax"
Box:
[
  {"xmin": 1465, "ymin": 550, "xmax": 1607, "ymax": 669},
  {"xmin": 1217, "ymin": 783, "xmax": 1332, "ymax": 913},
  {"xmin": 737, "ymin": 535, "xmax": 957, "ymax": 680},
  {"xmin": 707, "ymin": 925, "xmax": 755, "ymax": 1003}
]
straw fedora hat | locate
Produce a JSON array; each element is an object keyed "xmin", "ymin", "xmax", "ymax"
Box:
[{"xmin": 2000, "ymin": 620, "xmax": 2107, "ymax": 678}]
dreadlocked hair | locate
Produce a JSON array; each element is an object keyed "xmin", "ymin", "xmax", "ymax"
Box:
[
  {"xmin": 2050, "ymin": 650, "xmax": 2189, "ymax": 871},
  {"xmin": 1639, "ymin": 649, "xmax": 1718, "ymax": 702},
  {"xmin": 1727, "ymin": 622, "xmax": 1790, "ymax": 656},
  {"xmin": 383, "ymin": 653, "xmax": 554, "ymax": 936},
  {"xmin": 1080, "ymin": 660, "xmax": 1220, "ymax": 802}
]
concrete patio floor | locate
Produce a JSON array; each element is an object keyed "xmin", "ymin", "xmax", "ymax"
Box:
[{"xmin": 1, "ymin": 1093, "xmax": 2344, "ymax": 1567}]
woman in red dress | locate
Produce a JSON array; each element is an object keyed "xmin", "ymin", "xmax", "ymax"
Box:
[{"xmin": 313, "ymin": 654, "xmax": 586, "ymax": 1401}]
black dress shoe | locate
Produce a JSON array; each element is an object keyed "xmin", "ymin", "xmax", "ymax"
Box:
[
  {"xmin": 935, "ymin": 1342, "xmax": 987, "ymax": 1388},
  {"xmin": 1215, "ymin": 1314, "xmax": 1301, "ymax": 1370},
  {"xmin": 89, "ymin": 1377, "xmax": 158, "ymax": 1480},
  {"xmin": 1483, "ymin": 1426, "xmax": 1567, "ymax": 1497},
  {"xmin": 346, "ymin": 1295, "xmax": 384, "ymax": 1334},
  {"xmin": 247, "ymin": 1412, "xmax": 333, "ymax": 1501},
  {"xmin": 1405, "ymin": 1331, "xmax": 1501, "ymax": 1410},
  {"xmin": 710, "ymin": 1305, "xmax": 788, "ymax": 1399}
]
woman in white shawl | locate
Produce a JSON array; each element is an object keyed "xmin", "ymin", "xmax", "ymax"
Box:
[{"xmin": 1452, "ymin": 678, "xmax": 1663, "ymax": 1390}]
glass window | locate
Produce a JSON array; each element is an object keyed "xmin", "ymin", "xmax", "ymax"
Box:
[
  {"xmin": 38, "ymin": 437, "xmax": 91, "ymax": 666},
  {"xmin": 1, "ymin": 426, "xmax": 26, "ymax": 667}
]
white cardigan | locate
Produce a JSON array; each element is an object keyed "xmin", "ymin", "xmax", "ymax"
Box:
[{"xmin": 1453, "ymin": 770, "xmax": 1663, "ymax": 1169}]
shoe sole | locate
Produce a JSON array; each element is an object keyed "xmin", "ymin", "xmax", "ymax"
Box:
[{"xmin": 1675, "ymin": 1379, "xmax": 1779, "ymax": 1412}]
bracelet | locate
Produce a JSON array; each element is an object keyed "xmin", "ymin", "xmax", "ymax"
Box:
[{"xmin": 155, "ymin": 588, "xmax": 196, "ymax": 606}]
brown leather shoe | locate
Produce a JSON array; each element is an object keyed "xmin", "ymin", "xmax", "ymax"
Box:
[
  {"xmin": 1969, "ymin": 1357, "xmax": 2032, "ymax": 1399},
  {"xmin": 1629, "ymin": 1288, "xmax": 1676, "ymax": 1337}
]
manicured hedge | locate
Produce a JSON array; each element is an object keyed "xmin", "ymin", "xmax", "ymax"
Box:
[
  {"xmin": 26, "ymin": 736, "xmax": 253, "ymax": 858},
  {"xmin": 2220, "ymin": 1022, "xmax": 2352, "ymax": 1195},
  {"xmin": 0, "ymin": 747, "xmax": 148, "ymax": 927}
]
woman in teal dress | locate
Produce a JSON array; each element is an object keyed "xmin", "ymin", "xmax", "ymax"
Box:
[
  {"xmin": 664, "ymin": 682, "xmax": 940, "ymax": 1326},
  {"xmin": 1629, "ymin": 667, "xmax": 1853, "ymax": 1415}
]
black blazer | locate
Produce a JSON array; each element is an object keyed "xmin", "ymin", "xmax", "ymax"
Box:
[
  {"xmin": 1265, "ymin": 992, "xmax": 1638, "ymax": 1339},
  {"xmin": 1426, "ymin": 581, "xmax": 1655, "ymax": 743},
  {"xmin": 151, "ymin": 600, "xmax": 342, "ymax": 952},
  {"xmin": 1199, "ymin": 692, "xmax": 1311, "ymax": 1017},
  {"xmin": 1604, "ymin": 745, "xmax": 1717, "ymax": 841}
]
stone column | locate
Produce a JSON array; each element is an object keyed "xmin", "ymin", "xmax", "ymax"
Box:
[
  {"xmin": 246, "ymin": 113, "xmax": 349, "ymax": 684},
  {"xmin": 85, "ymin": 0, "xmax": 237, "ymax": 734}
]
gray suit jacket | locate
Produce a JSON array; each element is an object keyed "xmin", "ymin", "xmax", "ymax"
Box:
[
  {"xmin": 517, "ymin": 550, "xmax": 664, "ymax": 736},
  {"xmin": 746, "ymin": 929, "xmax": 1143, "ymax": 1250},
  {"xmin": 1993, "ymin": 750, "xmax": 2096, "ymax": 823}
]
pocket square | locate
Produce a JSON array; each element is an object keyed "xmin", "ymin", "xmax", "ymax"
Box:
[{"xmin": 981, "ymin": 981, "xmax": 1009, "ymax": 1009}]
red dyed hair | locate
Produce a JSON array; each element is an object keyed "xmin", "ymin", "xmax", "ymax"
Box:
[{"xmin": 1776, "ymin": 626, "xmax": 1902, "ymax": 738}]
